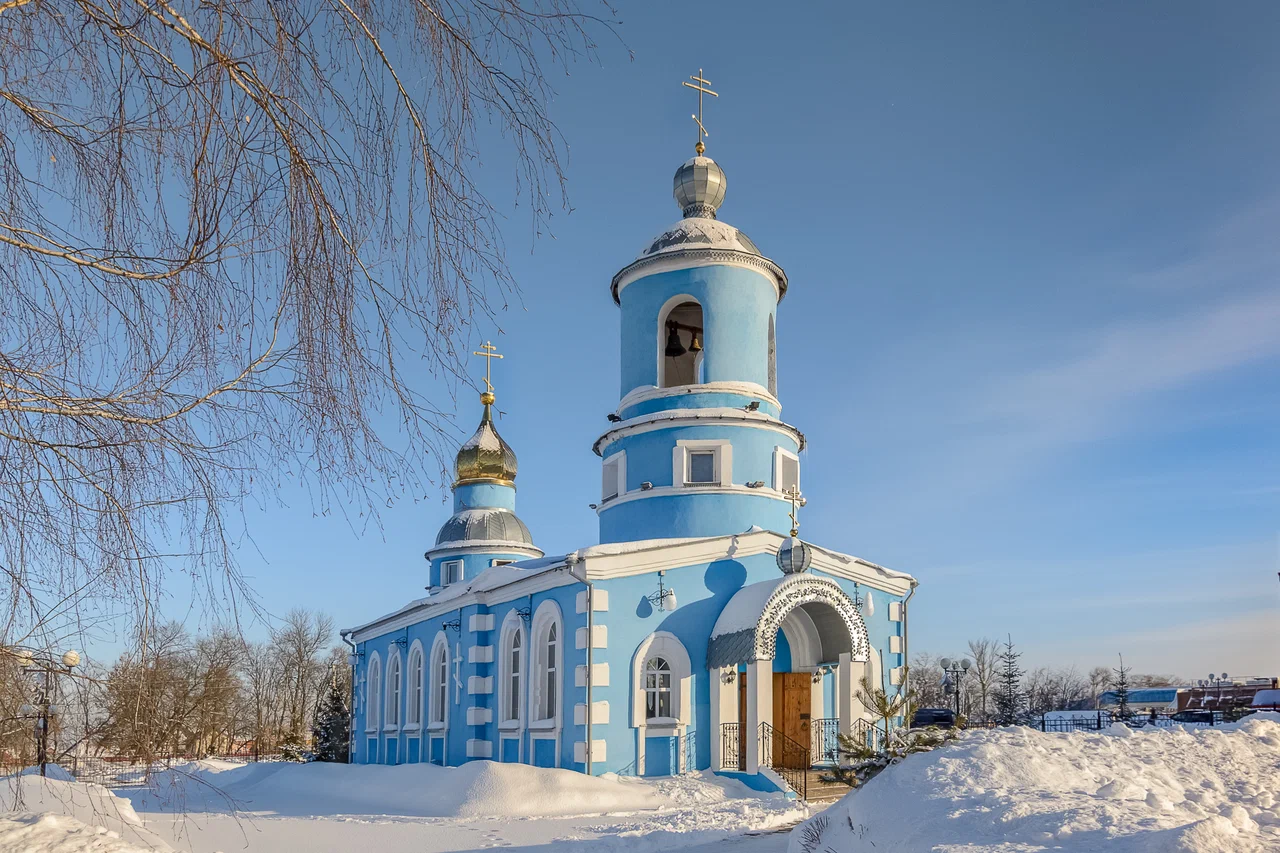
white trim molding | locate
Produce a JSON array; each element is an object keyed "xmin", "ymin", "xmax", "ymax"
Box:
[
  {"xmin": 617, "ymin": 381, "xmax": 781, "ymax": 416},
  {"xmin": 575, "ymin": 589, "xmax": 609, "ymax": 614},
  {"xmin": 497, "ymin": 611, "xmax": 526, "ymax": 730},
  {"xmin": 595, "ymin": 408, "xmax": 803, "ymax": 457},
  {"xmin": 364, "ymin": 651, "xmax": 382, "ymax": 733},
  {"xmin": 529, "ymin": 599, "xmax": 564, "ymax": 729},
  {"xmin": 469, "ymin": 613, "xmax": 495, "ymax": 633},
  {"xmin": 428, "ymin": 632, "xmax": 450, "ymax": 729},
  {"xmin": 631, "ymin": 631, "xmax": 693, "ymax": 728}
]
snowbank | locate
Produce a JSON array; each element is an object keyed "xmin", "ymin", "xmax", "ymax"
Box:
[
  {"xmin": 789, "ymin": 712, "xmax": 1280, "ymax": 853},
  {"xmin": 133, "ymin": 758, "xmax": 689, "ymax": 818},
  {"xmin": 0, "ymin": 768, "xmax": 174, "ymax": 852}
]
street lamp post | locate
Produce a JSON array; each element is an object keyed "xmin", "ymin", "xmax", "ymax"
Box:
[
  {"xmin": 9, "ymin": 647, "xmax": 80, "ymax": 777},
  {"xmin": 940, "ymin": 658, "xmax": 972, "ymax": 719}
]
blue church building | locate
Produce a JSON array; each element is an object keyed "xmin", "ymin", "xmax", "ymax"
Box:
[{"xmin": 342, "ymin": 121, "xmax": 918, "ymax": 794}]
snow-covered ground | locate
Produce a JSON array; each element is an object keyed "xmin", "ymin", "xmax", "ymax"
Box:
[
  {"xmin": 8, "ymin": 715, "xmax": 1279, "ymax": 853},
  {"xmin": 3, "ymin": 759, "xmax": 807, "ymax": 853},
  {"xmin": 790, "ymin": 712, "xmax": 1280, "ymax": 853}
]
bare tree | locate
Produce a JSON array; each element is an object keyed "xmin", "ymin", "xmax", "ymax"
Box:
[
  {"xmin": 1087, "ymin": 666, "xmax": 1112, "ymax": 710},
  {"xmin": 272, "ymin": 610, "xmax": 335, "ymax": 737},
  {"xmin": 0, "ymin": 0, "xmax": 614, "ymax": 683},
  {"xmin": 910, "ymin": 653, "xmax": 946, "ymax": 710},
  {"xmin": 966, "ymin": 638, "xmax": 998, "ymax": 722}
]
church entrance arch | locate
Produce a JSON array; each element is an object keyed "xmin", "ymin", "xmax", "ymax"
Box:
[{"xmin": 708, "ymin": 574, "xmax": 869, "ymax": 775}]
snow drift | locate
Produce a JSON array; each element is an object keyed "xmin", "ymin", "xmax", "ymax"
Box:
[
  {"xmin": 789, "ymin": 712, "xmax": 1280, "ymax": 853},
  {"xmin": 0, "ymin": 768, "xmax": 175, "ymax": 852},
  {"xmin": 131, "ymin": 758, "xmax": 740, "ymax": 819}
]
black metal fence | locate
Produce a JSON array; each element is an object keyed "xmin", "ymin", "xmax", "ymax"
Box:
[
  {"xmin": 963, "ymin": 708, "xmax": 1259, "ymax": 734},
  {"xmin": 720, "ymin": 722, "xmax": 743, "ymax": 771},
  {"xmin": 61, "ymin": 748, "xmax": 283, "ymax": 788}
]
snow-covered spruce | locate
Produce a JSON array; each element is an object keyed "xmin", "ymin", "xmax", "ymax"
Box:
[{"xmin": 789, "ymin": 712, "xmax": 1280, "ymax": 853}]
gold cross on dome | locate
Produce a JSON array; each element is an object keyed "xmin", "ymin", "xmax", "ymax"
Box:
[
  {"xmin": 472, "ymin": 341, "xmax": 503, "ymax": 392},
  {"xmin": 681, "ymin": 68, "xmax": 718, "ymax": 155}
]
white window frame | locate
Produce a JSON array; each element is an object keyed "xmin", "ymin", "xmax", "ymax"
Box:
[
  {"xmin": 384, "ymin": 648, "xmax": 403, "ymax": 731},
  {"xmin": 773, "ymin": 446, "xmax": 800, "ymax": 494},
  {"xmin": 405, "ymin": 641, "xmax": 425, "ymax": 730},
  {"xmin": 529, "ymin": 600, "xmax": 563, "ymax": 730},
  {"xmin": 498, "ymin": 611, "xmax": 526, "ymax": 731},
  {"xmin": 673, "ymin": 439, "xmax": 732, "ymax": 488},
  {"xmin": 441, "ymin": 559, "xmax": 463, "ymax": 586},
  {"xmin": 601, "ymin": 450, "xmax": 626, "ymax": 502},
  {"xmin": 428, "ymin": 633, "xmax": 449, "ymax": 730},
  {"xmin": 490, "ymin": 559, "xmax": 515, "ymax": 567},
  {"xmin": 630, "ymin": 631, "xmax": 693, "ymax": 730},
  {"xmin": 364, "ymin": 652, "xmax": 382, "ymax": 733}
]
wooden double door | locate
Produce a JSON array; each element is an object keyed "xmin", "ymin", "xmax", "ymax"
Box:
[{"xmin": 737, "ymin": 671, "xmax": 812, "ymax": 769}]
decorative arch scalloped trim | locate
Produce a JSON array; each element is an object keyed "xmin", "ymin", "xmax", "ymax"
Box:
[{"xmin": 754, "ymin": 575, "xmax": 869, "ymax": 663}]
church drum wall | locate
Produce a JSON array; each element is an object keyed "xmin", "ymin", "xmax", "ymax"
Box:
[
  {"xmin": 618, "ymin": 265, "xmax": 778, "ymax": 398},
  {"xmin": 596, "ymin": 424, "xmax": 798, "ymax": 543}
]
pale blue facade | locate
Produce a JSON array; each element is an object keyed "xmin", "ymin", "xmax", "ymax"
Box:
[{"xmin": 342, "ymin": 149, "xmax": 918, "ymax": 794}]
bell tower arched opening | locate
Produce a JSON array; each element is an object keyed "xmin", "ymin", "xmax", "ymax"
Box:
[{"xmin": 659, "ymin": 298, "xmax": 704, "ymax": 388}]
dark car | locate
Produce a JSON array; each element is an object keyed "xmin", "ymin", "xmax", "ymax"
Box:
[
  {"xmin": 1171, "ymin": 709, "xmax": 1215, "ymax": 724},
  {"xmin": 911, "ymin": 708, "xmax": 957, "ymax": 728}
]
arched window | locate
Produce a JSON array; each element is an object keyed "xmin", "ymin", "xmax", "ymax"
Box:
[
  {"xmin": 631, "ymin": 631, "xmax": 693, "ymax": 728},
  {"xmin": 659, "ymin": 298, "xmax": 704, "ymax": 388},
  {"xmin": 429, "ymin": 636, "xmax": 449, "ymax": 726},
  {"xmin": 499, "ymin": 613, "xmax": 525, "ymax": 727},
  {"xmin": 530, "ymin": 600, "xmax": 563, "ymax": 725},
  {"xmin": 508, "ymin": 630, "xmax": 522, "ymax": 721},
  {"xmin": 542, "ymin": 625, "xmax": 558, "ymax": 717},
  {"xmin": 767, "ymin": 313, "xmax": 777, "ymax": 396},
  {"xmin": 407, "ymin": 644, "xmax": 424, "ymax": 727},
  {"xmin": 385, "ymin": 651, "xmax": 402, "ymax": 728},
  {"xmin": 645, "ymin": 657, "xmax": 672, "ymax": 720},
  {"xmin": 365, "ymin": 653, "xmax": 382, "ymax": 732}
]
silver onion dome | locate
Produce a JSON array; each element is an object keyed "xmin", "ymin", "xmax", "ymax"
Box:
[
  {"xmin": 434, "ymin": 508, "xmax": 535, "ymax": 549},
  {"xmin": 673, "ymin": 156, "xmax": 727, "ymax": 219},
  {"xmin": 776, "ymin": 536, "xmax": 813, "ymax": 574}
]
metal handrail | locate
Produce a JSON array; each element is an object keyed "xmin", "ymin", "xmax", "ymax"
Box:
[{"xmin": 759, "ymin": 721, "xmax": 809, "ymax": 800}]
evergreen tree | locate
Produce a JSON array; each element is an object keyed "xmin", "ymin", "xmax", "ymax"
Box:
[
  {"xmin": 312, "ymin": 669, "xmax": 351, "ymax": 763},
  {"xmin": 1112, "ymin": 654, "xmax": 1132, "ymax": 722},
  {"xmin": 993, "ymin": 634, "xmax": 1024, "ymax": 725}
]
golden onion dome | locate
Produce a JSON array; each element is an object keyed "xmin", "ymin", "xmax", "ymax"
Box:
[{"xmin": 454, "ymin": 391, "xmax": 518, "ymax": 486}]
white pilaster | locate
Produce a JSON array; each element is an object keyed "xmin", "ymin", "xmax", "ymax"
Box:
[
  {"xmin": 709, "ymin": 667, "xmax": 739, "ymax": 770},
  {"xmin": 838, "ymin": 652, "xmax": 855, "ymax": 738},
  {"xmin": 745, "ymin": 659, "xmax": 772, "ymax": 774}
]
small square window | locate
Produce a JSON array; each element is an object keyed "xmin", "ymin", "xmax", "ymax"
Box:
[
  {"xmin": 687, "ymin": 451, "xmax": 716, "ymax": 484},
  {"xmin": 442, "ymin": 560, "xmax": 463, "ymax": 585},
  {"xmin": 491, "ymin": 559, "xmax": 514, "ymax": 568}
]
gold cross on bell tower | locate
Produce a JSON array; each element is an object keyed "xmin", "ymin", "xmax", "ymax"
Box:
[
  {"xmin": 681, "ymin": 68, "xmax": 718, "ymax": 155},
  {"xmin": 472, "ymin": 341, "xmax": 503, "ymax": 403}
]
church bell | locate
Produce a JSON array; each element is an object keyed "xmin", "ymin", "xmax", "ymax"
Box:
[{"xmin": 664, "ymin": 323, "xmax": 686, "ymax": 357}]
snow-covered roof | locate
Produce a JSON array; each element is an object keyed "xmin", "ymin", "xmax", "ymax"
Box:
[
  {"xmin": 1252, "ymin": 689, "xmax": 1280, "ymax": 707},
  {"xmin": 638, "ymin": 217, "xmax": 761, "ymax": 260},
  {"xmin": 710, "ymin": 577, "xmax": 786, "ymax": 639},
  {"xmin": 344, "ymin": 562, "xmax": 563, "ymax": 638}
]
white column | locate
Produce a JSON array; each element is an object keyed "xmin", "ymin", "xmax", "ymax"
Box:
[
  {"xmin": 710, "ymin": 667, "xmax": 738, "ymax": 770},
  {"xmin": 809, "ymin": 669, "xmax": 825, "ymax": 756},
  {"xmin": 745, "ymin": 659, "xmax": 772, "ymax": 774},
  {"xmin": 838, "ymin": 652, "xmax": 855, "ymax": 738}
]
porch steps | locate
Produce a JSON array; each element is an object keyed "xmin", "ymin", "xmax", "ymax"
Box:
[{"xmin": 802, "ymin": 769, "xmax": 855, "ymax": 803}]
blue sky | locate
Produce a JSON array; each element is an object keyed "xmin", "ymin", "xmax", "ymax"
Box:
[{"xmin": 151, "ymin": 3, "xmax": 1278, "ymax": 679}]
